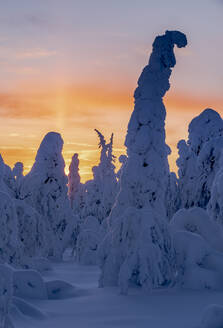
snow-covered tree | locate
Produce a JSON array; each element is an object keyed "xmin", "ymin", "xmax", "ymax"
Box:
[
  {"xmin": 165, "ymin": 172, "xmax": 180, "ymax": 220},
  {"xmin": 177, "ymin": 108, "xmax": 223, "ymax": 209},
  {"xmin": 0, "ymin": 155, "xmax": 14, "ymax": 196},
  {"xmin": 116, "ymin": 154, "xmax": 127, "ymax": 182},
  {"xmin": 170, "ymin": 207, "xmax": 223, "ymax": 290},
  {"xmin": 0, "ymin": 191, "xmax": 21, "ymax": 266},
  {"xmin": 19, "ymin": 132, "xmax": 77, "ymax": 260},
  {"xmin": 68, "ymin": 153, "xmax": 81, "ymax": 208},
  {"xmin": 207, "ymin": 152, "xmax": 223, "ymax": 225},
  {"xmin": 12, "ymin": 162, "xmax": 24, "ymax": 181},
  {"xmin": 98, "ymin": 30, "xmax": 187, "ymax": 294},
  {"xmin": 76, "ymin": 216, "xmax": 102, "ymax": 265},
  {"xmin": 12, "ymin": 162, "xmax": 24, "ymax": 198},
  {"xmin": 80, "ymin": 130, "xmax": 117, "ymax": 224},
  {"xmin": 75, "ymin": 130, "xmax": 118, "ymax": 264},
  {"xmin": 15, "ymin": 200, "xmax": 47, "ymax": 259}
]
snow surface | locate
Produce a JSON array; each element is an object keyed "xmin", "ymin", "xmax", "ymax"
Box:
[{"xmin": 11, "ymin": 258, "xmax": 223, "ymax": 328}]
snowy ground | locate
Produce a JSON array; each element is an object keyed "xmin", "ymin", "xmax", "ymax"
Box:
[{"xmin": 14, "ymin": 256, "xmax": 223, "ymax": 328}]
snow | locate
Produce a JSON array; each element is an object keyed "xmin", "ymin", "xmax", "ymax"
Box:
[
  {"xmin": 9, "ymin": 258, "xmax": 223, "ymax": 328},
  {"xmin": 13, "ymin": 269, "xmax": 48, "ymax": 300},
  {"xmin": 170, "ymin": 207, "xmax": 223, "ymax": 252},
  {"xmin": 19, "ymin": 132, "xmax": 77, "ymax": 260},
  {"xmin": 198, "ymin": 304, "xmax": 223, "ymax": 328},
  {"xmin": 0, "ymin": 191, "xmax": 21, "ymax": 266},
  {"xmin": 170, "ymin": 207, "xmax": 223, "ymax": 290},
  {"xmin": 99, "ymin": 30, "xmax": 187, "ymax": 293},
  {"xmin": 177, "ymin": 108, "xmax": 223, "ymax": 210},
  {"xmin": 68, "ymin": 153, "xmax": 81, "ymax": 209}
]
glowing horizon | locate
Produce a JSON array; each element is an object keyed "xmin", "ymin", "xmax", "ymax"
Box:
[{"xmin": 1, "ymin": 84, "xmax": 222, "ymax": 182}]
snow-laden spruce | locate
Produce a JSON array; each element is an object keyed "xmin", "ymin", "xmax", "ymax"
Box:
[
  {"xmin": 208, "ymin": 152, "xmax": 223, "ymax": 225},
  {"xmin": 0, "ymin": 191, "xmax": 21, "ymax": 266},
  {"xmin": 19, "ymin": 132, "xmax": 77, "ymax": 260},
  {"xmin": 177, "ymin": 108, "xmax": 223, "ymax": 209},
  {"xmin": 75, "ymin": 130, "xmax": 118, "ymax": 264},
  {"xmin": 68, "ymin": 153, "xmax": 81, "ymax": 208},
  {"xmin": 165, "ymin": 172, "xmax": 180, "ymax": 221},
  {"xmin": 0, "ymin": 155, "xmax": 14, "ymax": 197},
  {"xmin": 12, "ymin": 162, "xmax": 24, "ymax": 198},
  {"xmin": 79, "ymin": 130, "xmax": 117, "ymax": 223},
  {"xmin": 76, "ymin": 215, "xmax": 102, "ymax": 265},
  {"xmin": 0, "ymin": 155, "xmax": 47, "ymax": 266},
  {"xmin": 116, "ymin": 154, "xmax": 127, "ymax": 182},
  {"xmin": 170, "ymin": 207, "xmax": 223, "ymax": 290},
  {"xmin": 98, "ymin": 30, "xmax": 187, "ymax": 294},
  {"xmin": 15, "ymin": 200, "xmax": 47, "ymax": 259}
]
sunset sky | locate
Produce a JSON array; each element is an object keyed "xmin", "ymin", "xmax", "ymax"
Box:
[{"xmin": 0, "ymin": 0, "xmax": 223, "ymax": 181}]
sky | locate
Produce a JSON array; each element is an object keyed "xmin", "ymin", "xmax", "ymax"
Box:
[{"xmin": 0, "ymin": 0, "xmax": 223, "ymax": 181}]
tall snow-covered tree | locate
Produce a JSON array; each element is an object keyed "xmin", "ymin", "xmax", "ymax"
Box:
[
  {"xmin": 0, "ymin": 191, "xmax": 21, "ymax": 266},
  {"xmin": 19, "ymin": 132, "xmax": 77, "ymax": 260},
  {"xmin": 177, "ymin": 108, "xmax": 223, "ymax": 209},
  {"xmin": 165, "ymin": 172, "xmax": 180, "ymax": 220},
  {"xmin": 207, "ymin": 152, "xmax": 223, "ymax": 225},
  {"xmin": 0, "ymin": 155, "xmax": 14, "ymax": 196},
  {"xmin": 15, "ymin": 200, "xmax": 47, "ymax": 259},
  {"xmin": 98, "ymin": 30, "xmax": 187, "ymax": 294},
  {"xmin": 116, "ymin": 154, "xmax": 127, "ymax": 182},
  {"xmin": 68, "ymin": 153, "xmax": 81, "ymax": 208},
  {"xmin": 12, "ymin": 162, "xmax": 24, "ymax": 198},
  {"xmin": 75, "ymin": 130, "xmax": 118, "ymax": 264},
  {"xmin": 80, "ymin": 130, "xmax": 117, "ymax": 224}
]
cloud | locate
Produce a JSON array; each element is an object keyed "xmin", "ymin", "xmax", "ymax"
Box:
[
  {"xmin": 15, "ymin": 48, "xmax": 57, "ymax": 59},
  {"xmin": 0, "ymin": 83, "xmax": 132, "ymax": 120},
  {"xmin": 25, "ymin": 14, "xmax": 49, "ymax": 26},
  {"xmin": 0, "ymin": 46, "xmax": 56, "ymax": 60}
]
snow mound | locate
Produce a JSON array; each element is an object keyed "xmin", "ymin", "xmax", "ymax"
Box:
[
  {"xmin": 12, "ymin": 296, "xmax": 46, "ymax": 320},
  {"xmin": 0, "ymin": 264, "xmax": 14, "ymax": 327},
  {"xmin": 13, "ymin": 269, "xmax": 48, "ymax": 300},
  {"xmin": 46, "ymin": 280, "xmax": 77, "ymax": 300},
  {"xmin": 27, "ymin": 257, "xmax": 52, "ymax": 273},
  {"xmin": 198, "ymin": 304, "xmax": 223, "ymax": 328},
  {"xmin": 173, "ymin": 230, "xmax": 223, "ymax": 290},
  {"xmin": 170, "ymin": 207, "xmax": 223, "ymax": 252}
]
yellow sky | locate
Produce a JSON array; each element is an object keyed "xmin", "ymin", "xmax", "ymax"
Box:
[{"xmin": 1, "ymin": 82, "xmax": 222, "ymax": 182}]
